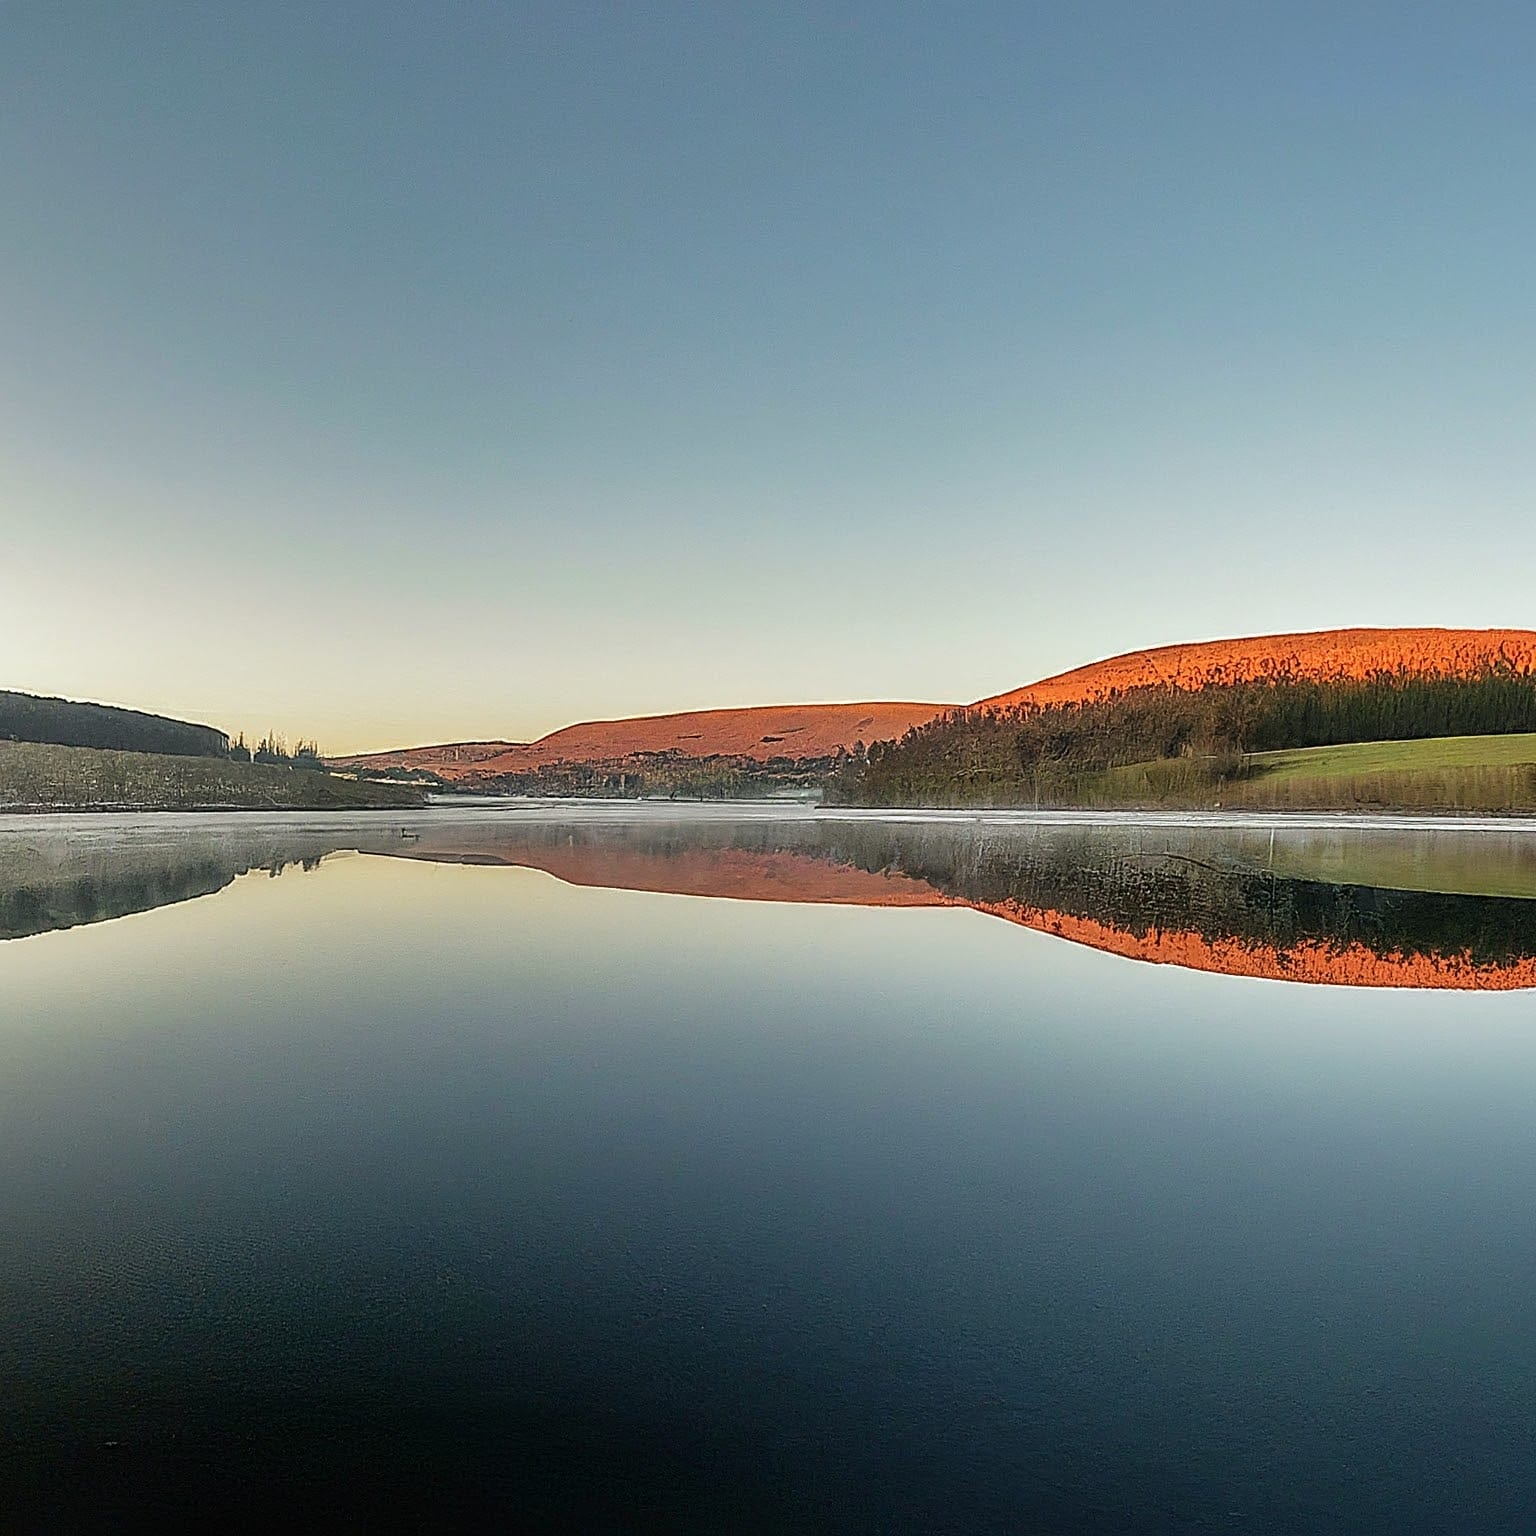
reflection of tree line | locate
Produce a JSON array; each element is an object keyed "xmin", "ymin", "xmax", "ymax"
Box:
[
  {"xmin": 811, "ymin": 822, "xmax": 1536, "ymax": 973},
  {"xmin": 0, "ymin": 841, "xmax": 329, "ymax": 941},
  {"xmin": 6, "ymin": 819, "xmax": 1536, "ymax": 981}
]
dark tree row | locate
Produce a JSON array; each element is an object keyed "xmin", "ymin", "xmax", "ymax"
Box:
[
  {"xmin": 0, "ymin": 689, "xmax": 229, "ymax": 759},
  {"xmin": 228, "ymin": 733, "xmax": 322, "ymax": 769}
]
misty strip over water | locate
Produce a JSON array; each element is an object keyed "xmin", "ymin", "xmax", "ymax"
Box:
[{"xmin": 6, "ymin": 802, "xmax": 1536, "ymax": 1531}]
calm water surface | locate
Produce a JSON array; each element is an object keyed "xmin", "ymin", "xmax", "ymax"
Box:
[{"xmin": 4, "ymin": 805, "xmax": 1536, "ymax": 1531}]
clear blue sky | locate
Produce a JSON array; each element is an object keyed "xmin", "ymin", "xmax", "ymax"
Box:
[{"xmin": 4, "ymin": 2, "xmax": 1534, "ymax": 751}]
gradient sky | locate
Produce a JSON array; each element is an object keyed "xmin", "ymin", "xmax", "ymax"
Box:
[{"xmin": 5, "ymin": 2, "xmax": 1536, "ymax": 752}]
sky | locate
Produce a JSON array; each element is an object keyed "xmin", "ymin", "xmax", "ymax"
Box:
[{"xmin": 4, "ymin": 2, "xmax": 1536, "ymax": 753}]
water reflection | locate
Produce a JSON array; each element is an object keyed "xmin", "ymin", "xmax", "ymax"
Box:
[
  {"xmin": 5, "ymin": 809, "xmax": 1536, "ymax": 987},
  {"xmin": 7, "ymin": 809, "xmax": 1536, "ymax": 1529},
  {"xmin": 0, "ymin": 827, "xmax": 320, "ymax": 940}
]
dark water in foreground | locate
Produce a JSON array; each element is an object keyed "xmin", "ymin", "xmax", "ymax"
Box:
[{"xmin": 4, "ymin": 806, "xmax": 1536, "ymax": 1531}]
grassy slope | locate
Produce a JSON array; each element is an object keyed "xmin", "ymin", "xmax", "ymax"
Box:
[
  {"xmin": 0, "ymin": 740, "xmax": 426, "ymax": 811},
  {"xmin": 1249, "ymin": 733, "xmax": 1536, "ymax": 780},
  {"xmin": 1090, "ymin": 732, "xmax": 1536, "ymax": 815}
]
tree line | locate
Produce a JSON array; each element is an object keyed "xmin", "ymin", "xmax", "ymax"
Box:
[
  {"xmin": 0, "ymin": 690, "xmax": 336, "ymax": 772},
  {"xmin": 0, "ymin": 689, "xmax": 230, "ymax": 759},
  {"xmin": 228, "ymin": 733, "xmax": 322, "ymax": 769}
]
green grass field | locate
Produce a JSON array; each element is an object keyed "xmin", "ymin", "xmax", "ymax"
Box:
[
  {"xmin": 1083, "ymin": 733, "xmax": 1536, "ymax": 815},
  {"xmin": 0, "ymin": 740, "xmax": 426, "ymax": 811},
  {"xmin": 1246, "ymin": 733, "xmax": 1536, "ymax": 781}
]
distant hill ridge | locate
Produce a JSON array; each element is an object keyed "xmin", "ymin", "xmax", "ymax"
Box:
[
  {"xmin": 331, "ymin": 741, "xmax": 520, "ymax": 773},
  {"xmin": 980, "ymin": 627, "xmax": 1536, "ymax": 712},
  {"xmin": 332, "ymin": 702, "xmax": 952, "ymax": 778}
]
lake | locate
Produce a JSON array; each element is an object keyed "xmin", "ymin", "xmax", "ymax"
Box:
[{"xmin": 4, "ymin": 803, "xmax": 1536, "ymax": 1531}]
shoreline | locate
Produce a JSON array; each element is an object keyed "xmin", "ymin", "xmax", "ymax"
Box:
[{"xmin": 6, "ymin": 798, "xmax": 1536, "ymax": 835}]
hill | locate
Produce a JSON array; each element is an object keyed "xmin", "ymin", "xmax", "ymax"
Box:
[
  {"xmin": 979, "ymin": 627, "xmax": 1536, "ymax": 711},
  {"xmin": 839, "ymin": 627, "xmax": 1536, "ymax": 808},
  {"xmin": 475, "ymin": 701, "xmax": 950, "ymax": 771},
  {"xmin": 329, "ymin": 741, "xmax": 520, "ymax": 775},
  {"xmin": 0, "ymin": 687, "xmax": 229, "ymax": 757},
  {"xmin": 331, "ymin": 702, "xmax": 951, "ymax": 782}
]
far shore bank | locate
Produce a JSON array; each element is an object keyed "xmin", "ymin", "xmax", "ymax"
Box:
[{"xmin": 0, "ymin": 739, "xmax": 425, "ymax": 814}]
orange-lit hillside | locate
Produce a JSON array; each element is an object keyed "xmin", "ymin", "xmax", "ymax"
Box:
[
  {"xmin": 978, "ymin": 628, "xmax": 1536, "ymax": 712},
  {"xmin": 472, "ymin": 703, "xmax": 948, "ymax": 772},
  {"xmin": 335, "ymin": 702, "xmax": 950, "ymax": 779},
  {"xmin": 331, "ymin": 741, "xmax": 520, "ymax": 774}
]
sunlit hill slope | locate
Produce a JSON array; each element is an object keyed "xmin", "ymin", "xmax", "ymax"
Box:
[
  {"xmin": 844, "ymin": 627, "xmax": 1536, "ymax": 810},
  {"xmin": 332, "ymin": 702, "xmax": 951, "ymax": 779},
  {"xmin": 979, "ymin": 627, "xmax": 1536, "ymax": 711}
]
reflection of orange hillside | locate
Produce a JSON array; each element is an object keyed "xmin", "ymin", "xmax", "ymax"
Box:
[
  {"xmin": 334, "ymin": 702, "xmax": 949, "ymax": 777},
  {"xmin": 980, "ymin": 628, "xmax": 1536, "ymax": 711},
  {"xmin": 387, "ymin": 839, "xmax": 1536, "ymax": 990},
  {"xmin": 393, "ymin": 842, "xmax": 948, "ymax": 906},
  {"xmin": 970, "ymin": 898, "xmax": 1536, "ymax": 990}
]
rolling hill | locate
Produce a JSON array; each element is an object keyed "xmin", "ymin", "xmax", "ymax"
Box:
[
  {"xmin": 327, "ymin": 741, "xmax": 521, "ymax": 775},
  {"xmin": 843, "ymin": 627, "xmax": 1536, "ymax": 808},
  {"xmin": 331, "ymin": 701, "xmax": 951, "ymax": 780},
  {"xmin": 979, "ymin": 627, "xmax": 1536, "ymax": 711}
]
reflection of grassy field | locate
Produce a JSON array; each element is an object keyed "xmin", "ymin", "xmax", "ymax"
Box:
[
  {"xmin": 1086, "ymin": 734, "xmax": 1536, "ymax": 815},
  {"xmin": 1261, "ymin": 836, "xmax": 1536, "ymax": 899},
  {"xmin": 0, "ymin": 740, "xmax": 425, "ymax": 811}
]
